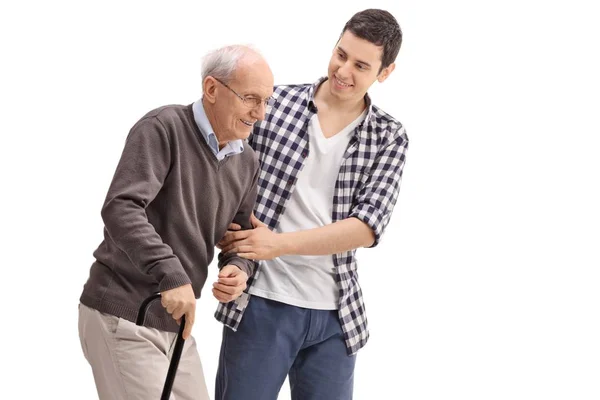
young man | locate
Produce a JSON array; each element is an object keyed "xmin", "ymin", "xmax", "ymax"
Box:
[
  {"xmin": 78, "ymin": 45, "xmax": 274, "ymax": 400},
  {"xmin": 214, "ymin": 9, "xmax": 409, "ymax": 400}
]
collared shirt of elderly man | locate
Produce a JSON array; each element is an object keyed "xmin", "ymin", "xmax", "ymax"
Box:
[{"xmin": 78, "ymin": 45, "xmax": 274, "ymax": 400}]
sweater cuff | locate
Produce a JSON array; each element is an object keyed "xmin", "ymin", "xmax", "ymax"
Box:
[
  {"xmin": 150, "ymin": 258, "xmax": 192, "ymax": 292},
  {"xmin": 158, "ymin": 271, "xmax": 192, "ymax": 292}
]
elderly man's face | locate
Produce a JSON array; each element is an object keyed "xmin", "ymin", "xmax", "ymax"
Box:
[{"xmin": 213, "ymin": 58, "xmax": 274, "ymax": 143}]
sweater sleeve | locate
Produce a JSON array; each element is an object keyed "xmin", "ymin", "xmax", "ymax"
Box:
[
  {"xmin": 217, "ymin": 160, "xmax": 260, "ymax": 277},
  {"xmin": 100, "ymin": 117, "xmax": 191, "ymax": 292}
]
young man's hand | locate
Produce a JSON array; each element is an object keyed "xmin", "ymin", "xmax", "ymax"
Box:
[
  {"xmin": 216, "ymin": 222, "xmax": 242, "ymax": 249},
  {"xmin": 160, "ymin": 283, "xmax": 196, "ymax": 339},
  {"xmin": 219, "ymin": 214, "xmax": 287, "ymax": 260},
  {"xmin": 212, "ymin": 265, "xmax": 248, "ymax": 303}
]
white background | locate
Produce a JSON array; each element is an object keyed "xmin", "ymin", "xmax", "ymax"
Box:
[{"xmin": 1, "ymin": 0, "xmax": 599, "ymax": 399}]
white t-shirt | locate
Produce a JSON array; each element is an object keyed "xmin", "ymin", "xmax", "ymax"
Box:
[{"xmin": 249, "ymin": 109, "xmax": 367, "ymax": 309}]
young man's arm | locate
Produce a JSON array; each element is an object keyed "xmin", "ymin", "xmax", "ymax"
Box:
[
  {"xmin": 220, "ymin": 216, "xmax": 375, "ymax": 259},
  {"xmin": 220, "ymin": 129, "xmax": 409, "ymax": 260}
]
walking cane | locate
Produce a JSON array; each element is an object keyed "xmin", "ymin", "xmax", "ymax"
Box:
[{"xmin": 136, "ymin": 293, "xmax": 186, "ymax": 400}]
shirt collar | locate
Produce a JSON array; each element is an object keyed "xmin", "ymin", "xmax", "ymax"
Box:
[{"xmin": 192, "ymin": 99, "xmax": 244, "ymax": 160}]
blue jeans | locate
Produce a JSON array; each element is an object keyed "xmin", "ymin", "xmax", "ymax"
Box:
[{"xmin": 215, "ymin": 296, "xmax": 356, "ymax": 400}]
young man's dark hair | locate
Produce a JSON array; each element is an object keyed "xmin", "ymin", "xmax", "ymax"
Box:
[{"xmin": 341, "ymin": 8, "xmax": 403, "ymax": 72}]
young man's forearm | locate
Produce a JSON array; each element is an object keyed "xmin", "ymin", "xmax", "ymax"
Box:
[{"xmin": 280, "ymin": 217, "xmax": 375, "ymax": 256}]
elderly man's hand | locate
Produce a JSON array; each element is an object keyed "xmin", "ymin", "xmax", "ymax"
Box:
[
  {"xmin": 160, "ymin": 283, "xmax": 196, "ymax": 340},
  {"xmin": 212, "ymin": 265, "xmax": 248, "ymax": 303}
]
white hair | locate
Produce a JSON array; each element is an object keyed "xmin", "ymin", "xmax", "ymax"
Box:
[{"xmin": 201, "ymin": 44, "xmax": 262, "ymax": 84}]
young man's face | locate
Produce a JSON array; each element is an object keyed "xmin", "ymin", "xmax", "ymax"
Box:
[{"xmin": 327, "ymin": 30, "xmax": 395, "ymax": 102}]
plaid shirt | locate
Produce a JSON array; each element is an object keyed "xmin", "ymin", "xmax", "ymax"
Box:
[{"xmin": 215, "ymin": 78, "xmax": 409, "ymax": 355}]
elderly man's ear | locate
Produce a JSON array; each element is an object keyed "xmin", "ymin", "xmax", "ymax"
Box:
[{"xmin": 203, "ymin": 77, "xmax": 218, "ymax": 104}]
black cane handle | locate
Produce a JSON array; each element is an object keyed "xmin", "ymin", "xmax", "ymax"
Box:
[{"xmin": 136, "ymin": 293, "xmax": 186, "ymax": 400}]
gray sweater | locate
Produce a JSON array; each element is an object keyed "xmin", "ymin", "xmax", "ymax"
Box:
[{"xmin": 80, "ymin": 104, "xmax": 259, "ymax": 332}]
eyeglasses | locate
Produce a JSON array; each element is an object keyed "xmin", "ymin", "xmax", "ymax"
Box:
[{"xmin": 213, "ymin": 77, "xmax": 275, "ymax": 109}]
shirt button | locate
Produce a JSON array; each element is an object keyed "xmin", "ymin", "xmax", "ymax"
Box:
[
  {"xmin": 287, "ymin": 178, "xmax": 294, "ymax": 186},
  {"xmin": 301, "ymin": 151, "xmax": 307, "ymax": 158},
  {"xmin": 275, "ymin": 205, "xmax": 283, "ymax": 213}
]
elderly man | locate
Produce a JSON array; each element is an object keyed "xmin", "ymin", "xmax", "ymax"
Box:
[{"xmin": 78, "ymin": 45, "xmax": 274, "ymax": 400}]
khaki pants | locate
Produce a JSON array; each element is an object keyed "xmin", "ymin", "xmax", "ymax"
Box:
[{"xmin": 78, "ymin": 304, "xmax": 209, "ymax": 400}]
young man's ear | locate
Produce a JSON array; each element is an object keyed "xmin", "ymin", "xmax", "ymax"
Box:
[{"xmin": 377, "ymin": 63, "xmax": 396, "ymax": 83}]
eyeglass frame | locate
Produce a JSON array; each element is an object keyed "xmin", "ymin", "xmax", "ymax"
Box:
[{"xmin": 212, "ymin": 77, "xmax": 275, "ymax": 109}]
